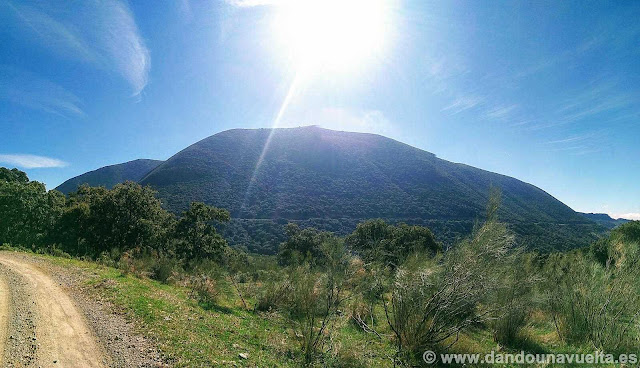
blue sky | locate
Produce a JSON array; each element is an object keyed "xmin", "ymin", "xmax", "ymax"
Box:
[{"xmin": 1, "ymin": 0, "xmax": 639, "ymax": 219}]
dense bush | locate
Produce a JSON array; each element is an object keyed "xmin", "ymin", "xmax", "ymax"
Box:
[
  {"xmin": 0, "ymin": 176, "xmax": 64, "ymax": 246},
  {"xmin": 345, "ymin": 219, "xmax": 441, "ymax": 268},
  {"xmin": 491, "ymin": 253, "xmax": 540, "ymax": 346},
  {"xmin": 1, "ymin": 169, "xmax": 234, "ymax": 279},
  {"xmin": 383, "ymin": 218, "xmax": 518, "ymax": 363},
  {"xmin": 189, "ymin": 274, "xmax": 222, "ymax": 307},
  {"xmin": 277, "ymin": 223, "xmax": 334, "ymax": 266},
  {"xmin": 545, "ymin": 227, "xmax": 640, "ymax": 352},
  {"xmin": 276, "ymin": 238, "xmax": 352, "ymax": 365},
  {"xmin": 54, "ymin": 183, "xmax": 173, "ymax": 257}
]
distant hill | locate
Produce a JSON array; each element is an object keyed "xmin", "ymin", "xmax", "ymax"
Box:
[
  {"xmin": 579, "ymin": 212, "xmax": 629, "ymax": 230},
  {"xmin": 136, "ymin": 127, "xmax": 602, "ymax": 254},
  {"xmin": 56, "ymin": 159, "xmax": 163, "ymax": 194}
]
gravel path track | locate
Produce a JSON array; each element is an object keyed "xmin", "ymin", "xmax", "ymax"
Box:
[{"xmin": 0, "ymin": 254, "xmax": 109, "ymax": 367}]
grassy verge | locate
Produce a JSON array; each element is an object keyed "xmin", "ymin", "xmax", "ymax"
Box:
[
  {"xmin": 7, "ymin": 249, "xmax": 623, "ymax": 368},
  {"xmin": 28, "ymin": 252, "xmax": 394, "ymax": 367}
]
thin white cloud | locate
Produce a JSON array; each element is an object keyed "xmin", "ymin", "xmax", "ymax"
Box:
[
  {"xmin": 177, "ymin": 0, "xmax": 193, "ymax": 22},
  {"xmin": 442, "ymin": 95, "xmax": 483, "ymax": 115},
  {"xmin": 2, "ymin": 0, "xmax": 149, "ymax": 95},
  {"xmin": 545, "ymin": 135, "xmax": 591, "ymax": 145},
  {"xmin": 485, "ymin": 104, "xmax": 518, "ymax": 120},
  {"xmin": 543, "ymin": 130, "xmax": 607, "ymax": 156},
  {"xmin": 552, "ymin": 81, "xmax": 635, "ymax": 126},
  {"xmin": 0, "ymin": 154, "xmax": 68, "ymax": 169},
  {"xmin": 513, "ymin": 38, "xmax": 603, "ymax": 81},
  {"xmin": 0, "ymin": 66, "xmax": 85, "ymax": 118},
  {"xmin": 424, "ymin": 53, "xmax": 471, "ymax": 82},
  {"xmin": 524, "ymin": 80, "xmax": 637, "ymax": 132},
  {"xmin": 225, "ymin": 0, "xmax": 280, "ymax": 7},
  {"xmin": 3, "ymin": 2, "xmax": 95, "ymax": 62},
  {"xmin": 93, "ymin": 0, "xmax": 150, "ymax": 95},
  {"xmin": 612, "ymin": 213, "xmax": 640, "ymax": 221}
]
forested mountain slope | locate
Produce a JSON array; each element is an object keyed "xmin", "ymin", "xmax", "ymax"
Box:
[
  {"xmin": 56, "ymin": 159, "xmax": 163, "ymax": 194},
  {"xmin": 138, "ymin": 127, "xmax": 601, "ymax": 253},
  {"xmin": 579, "ymin": 212, "xmax": 628, "ymax": 230}
]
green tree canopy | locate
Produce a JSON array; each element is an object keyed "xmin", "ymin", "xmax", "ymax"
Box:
[
  {"xmin": 173, "ymin": 202, "xmax": 231, "ymax": 264},
  {"xmin": 55, "ymin": 182, "xmax": 173, "ymax": 256},
  {"xmin": 0, "ymin": 168, "xmax": 64, "ymax": 246},
  {"xmin": 277, "ymin": 223, "xmax": 335, "ymax": 266},
  {"xmin": 345, "ymin": 219, "xmax": 441, "ymax": 267},
  {"xmin": 0, "ymin": 167, "xmax": 29, "ymax": 183}
]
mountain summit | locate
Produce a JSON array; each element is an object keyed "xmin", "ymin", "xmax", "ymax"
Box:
[{"xmin": 137, "ymin": 127, "xmax": 600, "ymax": 253}]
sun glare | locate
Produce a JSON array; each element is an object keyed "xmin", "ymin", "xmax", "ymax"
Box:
[{"xmin": 273, "ymin": 0, "xmax": 393, "ymax": 73}]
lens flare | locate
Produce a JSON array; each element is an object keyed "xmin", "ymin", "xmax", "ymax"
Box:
[{"xmin": 273, "ymin": 0, "xmax": 393, "ymax": 72}]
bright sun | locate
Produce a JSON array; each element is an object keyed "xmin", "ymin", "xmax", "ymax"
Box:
[{"xmin": 273, "ymin": 0, "xmax": 393, "ymax": 73}]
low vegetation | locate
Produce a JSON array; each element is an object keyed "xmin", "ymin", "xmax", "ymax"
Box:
[{"xmin": 2, "ymin": 167, "xmax": 639, "ymax": 366}]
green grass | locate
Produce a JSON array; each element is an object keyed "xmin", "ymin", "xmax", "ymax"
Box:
[
  {"xmin": 37, "ymin": 253, "xmax": 397, "ymax": 367},
  {"xmin": 16, "ymin": 251, "xmax": 628, "ymax": 367}
]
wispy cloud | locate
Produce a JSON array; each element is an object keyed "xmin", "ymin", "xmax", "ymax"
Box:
[
  {"xmin": 523, "ymin": 79, "xmax": 638, "ymax": 132},
  {"xmin": 422, "ymin": 55, "xmax": 521, "ymax": 121},
  {"xmin": 513, "ymin": 37, "xmax": 604, "ymax": 81},
  {"xmin": 557, "ymin": 94, "xmax": 632, "ymax": 126},
  {"xmin": 485, "ymin": 104, "xmax": 518, "ymax": 121},
  {"xmin": 177, "ymin": 0, "xmax": 193, "ymax": 22},
  {"xmin": 0, "ymin": 154, "xmax": 68, "ymax": 169},
  {"xmin": 0, "ymin": 66, "xmax": 84, "ymax": 118},
  {"xmin": 545, "ymin": 134, "xmax": 592, "ymax": 145},
  {"xmin": 542, "ymin": 130, "xmax": 608, "ymax": 156},
  {"xmin": 2, "ymin": 0, "xmax": 149, "ymax": 95},
  {"xmin": 441, "ymin": 95, "xmax": 484, "ymax": 115},
  {"xmin": 425, "ymin": 54, "xmax": 470, "ymax": 82},
  {"xmin": 224, "ymin": 0, "xmax": 279, "ymax": 7}
]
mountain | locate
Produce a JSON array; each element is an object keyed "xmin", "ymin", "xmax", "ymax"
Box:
[
  {"xmin": 56, "ymin": 159, "xmax": 163, "ymax": 194},
  {"xmin": 138, "ymin": 127, "xmax": 602, "ymax": 254},
  {"xmin": 579, "ymin": 212, "xmax": 629, "ymax": 230}
]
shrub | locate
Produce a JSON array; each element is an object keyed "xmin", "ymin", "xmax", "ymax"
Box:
[
  {"xmin": 96, "ymin": 249, "xmax": 121, "ymax": 268},
  {"xmin": 545, "ymin": 251, "xmax": 640, "ymax": 352},
  {"xmin": 492, "ymin": 300, "xmax": 528, "ymax": 346},
  {"xmin": 281, "ymin": 238, "xmax": 351, "ymax": 365},
  {"xmin": 491, "ymin": 253, "xmax": 540, "ymax": 346},
  {"xmin": 345, "ymin": 219, "xmax": 441, "ymax": 268},
  {"xmin": 255, "ymin": 278, "xmax": 292, "ymax": 312},
  {"xmin": 384, "ymin": 218, "xmax": 517, "ymax": 364},
  {"xmin": 189, "ymin": 274, "xmax": 221, "ymax": 307},
  {"xmin": 151, "ymin": 255, "xmax": 180, "ymax": 284},
  {"xmin": 277, "ymin": 223, "xmax": 334, "ymax": 266},
  {"xmin": 324, "ymin": 343, "xmax": 367, "ymax": 368},
  {"xmin": 0, "ymin": 243, "xmax": 14, "ymax": 251},
  {"xmin": 284, "ymin": 266, "xmax": 328, "ymax": 365},
  {"xmin": 49, "ymin": 245, "xmax": 72, "ymax": 259}
]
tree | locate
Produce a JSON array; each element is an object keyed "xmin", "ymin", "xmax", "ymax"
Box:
[
  {"xmin": 55, "ymin": 182, "xmax": 173, "ymax": 256},
  {"xmin": 0, "ymin": 167, "xmax": 29, "ymax": 183},
  {"xmin": 277, "ymin": 223, "xmax": 334, "ymax": 266},
  {"xmin": 345, "ymin": 219, "xmax": 440, "ymax": 268},
  {"xmin": 54, "ymin": 185, "xmax": 105, "ymax": 255},
  {"xmin": 173, "ymin": 202, "xmax": 230, "ymax": 264},
  {"xmin": 0, "ymin": 168, "xmax": 65, "ymax": 246}
]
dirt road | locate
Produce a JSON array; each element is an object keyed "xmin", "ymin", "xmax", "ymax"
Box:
[{"xmin": 0, "ymin": 253, "xmax": 109, "ymax": 367}]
